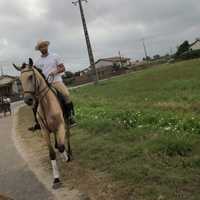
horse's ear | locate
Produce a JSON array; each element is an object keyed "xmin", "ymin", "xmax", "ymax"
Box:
[
  {"xmin": 12, "ymin": 63, "xmax": 21, "ymax": 71},
  {"xmin": 29, "ymin": 58, "xmax": 33, "ymax": 66}
]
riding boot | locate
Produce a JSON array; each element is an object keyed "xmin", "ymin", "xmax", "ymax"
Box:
[
  {"xmin": 28, "ymin": 102, "xmax": 41, "ymax": 131},
  {"xmin": 65, "ymin": 102, "xmax": 76, "ymax": 127}
]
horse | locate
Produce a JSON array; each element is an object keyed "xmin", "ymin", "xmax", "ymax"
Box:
[{"xmin": 13, "ymin": 58, "xmax": 72, "ymax": 189}]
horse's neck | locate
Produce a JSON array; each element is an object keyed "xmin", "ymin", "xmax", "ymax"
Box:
[
  {"xmin": 36, "ymin": 73, "xmax": 57, "ymax": 110},
  {"xmin": 36, "ymin": 71, "xmax": 48, "ymax": 92}
]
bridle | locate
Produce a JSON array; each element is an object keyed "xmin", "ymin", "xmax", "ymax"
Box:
[
  {"xmin": 21, "ymin": 67, "xmax": 50, "ymax": 102},
  {"xmin": 14, "ymin": 61, "xmax": 54, "ymax": 132}
]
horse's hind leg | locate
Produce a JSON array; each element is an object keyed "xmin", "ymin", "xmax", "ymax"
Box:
[
  {"xmin": 42, "ymin": 128, "xmax": 62, "ymax": 189},
  {"xmin": 56, "ymin": 124, "xmax": 70, "ymax": 162},
  {"xmin": 54, "ymin": 133, "xmax": 58, "ymax": 150}
]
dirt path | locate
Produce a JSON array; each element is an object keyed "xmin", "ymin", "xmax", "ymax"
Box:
[
  {"xmin": 14, "ymin": 106, "xmax": 132, "ymax": 200},
  {"xmin": 0, "ymin": 104, "xmax": 54, "ymax": 200},
  {"xmin": 13, "ymin": 105, "xmax": 82, "ymax": 200}
]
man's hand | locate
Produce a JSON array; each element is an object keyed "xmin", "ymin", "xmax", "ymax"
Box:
[
  {"xmin": 49, "ymin": 71, "xmax": 57, "ymax": 76},
  {"xmin": 49, "ymin": 64, "xmax": 65, "ymax": 76},
  {"xmin": 57, "ymin": 64, "xmax": 65, "ymax": 74},
  {"xmin": 48, "ymin": 72, "xmax": 56, "ymax": 82},
  {"xmin": 48, "ymin": 64, "xmax": 65, "ymax": 82}
]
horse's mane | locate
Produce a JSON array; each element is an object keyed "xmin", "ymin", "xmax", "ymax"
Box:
[
  {"xmin": 33, "ymin": 66, "xmax": 59, "ymax": 98},
  {"xmin": 33, "ymin": 66, "xmax": 50, "ymax": 87},
  {"xmin": 33, "ymin": 66, "xmax": 66, "ymax": 116}
]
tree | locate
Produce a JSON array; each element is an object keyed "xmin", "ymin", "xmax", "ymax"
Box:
[
  {"xmin": 112, "ymin": 63, "xmax": 120, "ymax": 72},
  {"xmin": 63, "ymin": 71, "xmax": 74, "ymax": 78},
  {"xmin": 62, "ymin": 71, "xmax": 75, "ymax": 85},
  {"xmin": 74, "ymin": 71, "xmax": 81, "ymax": 76},
  {"xmin": 143, "ymin": 56, "xmax": 151, "ymax": 61},
  {"xmin": 176, "ymin": 40, "xmax": 190, "ymax": 57},
  {"xmin": 153, "ymin": 54, "xmax": 160, "ymax": 60}
]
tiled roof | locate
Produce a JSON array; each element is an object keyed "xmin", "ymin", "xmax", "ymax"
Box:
[{"xmin": 0, "ymin": 75, "xmax": 17, "ymax": 87}]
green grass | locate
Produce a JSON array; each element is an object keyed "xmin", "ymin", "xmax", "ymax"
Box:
[{"xmin": 70, "ymin": 59, "xmax": 200, "ymax": 199}]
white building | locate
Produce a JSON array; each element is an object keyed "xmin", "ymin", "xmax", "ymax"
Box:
[
  {"xmin": 80, "ymin": 57, "xmax": 130, "ymax": 79},
  {"xmin": 0, "ymin": 75, "xmax": 21, "ymax": 97},
  {"xmin": 190, "ymin": 39, "xmax": 200, "ymax": 51},
  {"xmin": 94, "ymin": 57, "xmax": 131, "ymax": 69}
]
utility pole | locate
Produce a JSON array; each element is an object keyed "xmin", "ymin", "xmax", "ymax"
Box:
[
  {"xmin": 72, "ymin": 0, "xmax": 98, "ymax": 84},
  {"xmin": 118, "ymin": 51, "xmax": 123, "ymax": 67},
  {"xmin": 142, "ymin": 38, "xmax": 149, "ymax": 62}
]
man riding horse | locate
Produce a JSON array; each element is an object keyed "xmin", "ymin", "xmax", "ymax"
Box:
[
  {"xmin": 13, "ymin": 58, "xmax": 74, "ymax": 189},
  {"xmin": 13, "ymin": 40, "xmax": 76, "ymax": 188},
  {"xmin": 29, "ymin": 40, "xmax": 76, "ymax": 131}
]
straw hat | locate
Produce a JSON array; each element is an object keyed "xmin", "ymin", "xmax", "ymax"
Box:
[{"xmin": 35, "ymin": 40, "xmax": 50, "ymax": 50}]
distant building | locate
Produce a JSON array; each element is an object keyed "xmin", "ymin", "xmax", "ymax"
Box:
[
  {"xmin": 94, "ymin": 57, "xmax": 130, "ymax": 68},
  {"xmin": 81, "ymin": 56, "xmax": 131, "ymax": 79},
  {"xmin": 0, "ymin": 75, "xmax": 22, "ymax": 99},
  {"xmin": 130, "ymin": 60, "xmax": 146, "ymax": 66},
  {"xmin": 190, "ymin": 39, "xmax": 200, "ymax": 51}
]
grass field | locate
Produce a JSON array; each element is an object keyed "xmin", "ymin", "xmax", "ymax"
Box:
[{"xmin": 70, "ymin": 59, "xmax": 200, "ymax": 200}]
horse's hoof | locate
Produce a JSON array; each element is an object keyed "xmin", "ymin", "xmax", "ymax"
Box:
[
  {"xmin": 52, "ymin": 178, "xmax": 62, "ymax": 190},
  {"xmin": 63, "ymin": 155, "xmax": 71, "ymax": 162},
  {"xmin": 67, "ymin": 153, "xmax": 73, "ymax": 162}
]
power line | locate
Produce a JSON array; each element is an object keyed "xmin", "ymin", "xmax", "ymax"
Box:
[{"xmin": 72, "ymin": 0, "xmax": 98, "ymax": 84}]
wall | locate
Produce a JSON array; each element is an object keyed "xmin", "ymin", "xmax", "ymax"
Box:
[{"xmin": 191, "ymin": 42, "xmax": 200, "ymax": 51}]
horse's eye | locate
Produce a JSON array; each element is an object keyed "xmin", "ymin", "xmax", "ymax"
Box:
[{"xmin": 29, "ymin": 75, "xmax": 33, "ymax": 80}]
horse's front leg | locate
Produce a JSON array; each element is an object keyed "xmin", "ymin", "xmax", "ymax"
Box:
[
  {"xmin": 41, "ymin": 127, "xmax": 62, "ymax": 189},
  {"xmin": 65, "ymin": 121, "xmax": 72, "ymax": 160},
  {"xmin": 56, "ymin": 123, "xmax": 71, "ymax": 162}
]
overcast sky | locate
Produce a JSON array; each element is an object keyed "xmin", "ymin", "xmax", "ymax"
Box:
[{"xmin": 0, "ymin": 0, "xmax": 200, "ymax": 75}]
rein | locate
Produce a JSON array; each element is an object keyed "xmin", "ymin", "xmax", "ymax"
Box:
[{"xmin": 22, "ymin": 68, "xmax": 52, "ymax": 132}]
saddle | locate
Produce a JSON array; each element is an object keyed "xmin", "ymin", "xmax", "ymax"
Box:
[{"xmin": 50, "ymin": 86, "xmax": 74, "ymax": 120}]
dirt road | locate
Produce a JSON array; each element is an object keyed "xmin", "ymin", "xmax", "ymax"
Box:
[{"xmin": 0, "ymin": 104, "xmax": 54, "ymax": 200}]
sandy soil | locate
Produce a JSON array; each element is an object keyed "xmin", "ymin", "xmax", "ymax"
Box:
[{"xmin": 0, "ymin": 194, "xmax": 14, "ymax": 200}]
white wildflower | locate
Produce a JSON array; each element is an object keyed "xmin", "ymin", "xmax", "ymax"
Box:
[{"xmin": 164, "ymin": 127, "xmax": 171, "ymax": 131}]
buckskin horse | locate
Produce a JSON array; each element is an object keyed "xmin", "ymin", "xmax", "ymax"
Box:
[{"xmin": 13, "ymin": 58, "xmax": 72, "ymax": 189}]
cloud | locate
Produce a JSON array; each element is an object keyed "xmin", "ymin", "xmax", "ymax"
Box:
[{"xmin": 0, "ymin": 0, "xmax": 199, "ymax": 75}]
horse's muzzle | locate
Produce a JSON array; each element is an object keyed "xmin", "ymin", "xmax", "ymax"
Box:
[{"xmin": 24, "ymin": 96, "xmax": 34, "ymax": 106}]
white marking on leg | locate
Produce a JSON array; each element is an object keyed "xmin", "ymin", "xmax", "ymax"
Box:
[
  {"xmin": 51, "ymin": 160, "xmax": 60, "ymax": 179},
  {"xmin": 61, "ymin": 150, "xmax": 69, "ymax": 162}
]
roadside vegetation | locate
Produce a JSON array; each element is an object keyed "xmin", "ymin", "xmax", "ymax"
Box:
[{"xmin": 70, "ymin": 58, "xmax": 200, "ymax": 200}]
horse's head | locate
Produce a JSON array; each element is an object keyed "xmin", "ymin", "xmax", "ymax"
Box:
[{"xmin": 13, "ymin": 58, "xmax": 37, "ymax": 106}]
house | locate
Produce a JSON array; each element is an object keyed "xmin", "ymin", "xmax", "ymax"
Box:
[
  {"xmin": 0, "ymin": 75, "xmax": 22, "ymax": 99},
  {"xmin": 81, "ymin": 56, "xmax": 131, "ymax": 79},
  {"xmin": 94, "ymin": 56, "xmax": 131, "ymax": 69},
  {"xmin": 190, "ymin": 39, "xmax": 200, "ymax": 51}
]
